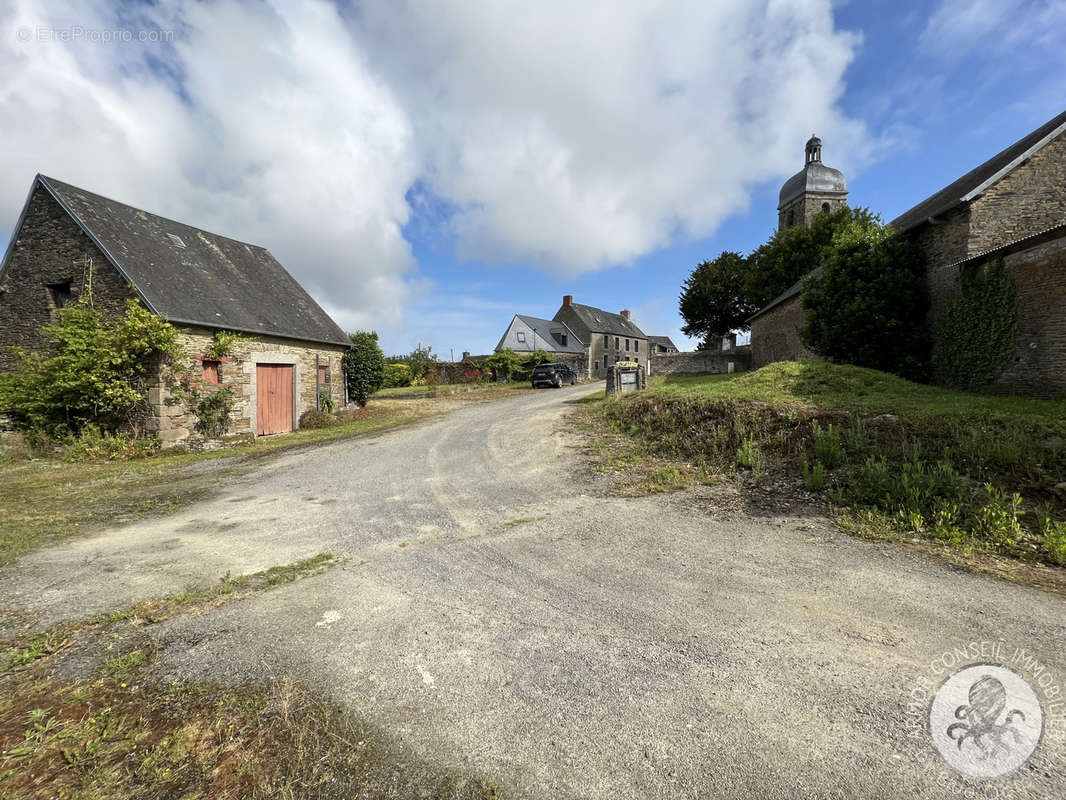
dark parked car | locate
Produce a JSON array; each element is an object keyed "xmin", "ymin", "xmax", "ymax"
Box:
[{"xmin": 531, "ymin": 363, "xmax": 577, "ymax": 388}]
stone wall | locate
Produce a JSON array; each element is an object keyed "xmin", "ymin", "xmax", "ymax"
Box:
[
  {"xmin": 151, "ymin": 326, "xmax": 348, "ymax": 444},
  {"xmin": 910, "ymin": 204, "xmax": 972, "ymax": 332},
  {"xmin": 750, "ymin": 297, "xmax": 819, "ymax": 368},
  {"xmin": 649, "ymin": 346, "xmax": 751, "ymax": 376},
  {"xmin": 0, "ymin": 186, "xmax": 135, "ymax": 370},
  {"xmin": 778, "ymin": 193, "xmax": 848, "ymax": 231},
  {"xmin": 968, "ymin": 135, "xmax": 1066, "ymax": 256},
  {"xmin": 984, "ymin": 235, "xmax": 1066, "ymax": 397}
]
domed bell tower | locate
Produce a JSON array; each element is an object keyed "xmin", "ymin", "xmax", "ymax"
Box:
[{"xmin": 777, "ymin": 134, "xmax": 848, "ymax": 232}]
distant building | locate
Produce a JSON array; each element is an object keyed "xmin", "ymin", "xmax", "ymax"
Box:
[
  {"xmin": 648, "ymin": 336, "xmax": 679, "ymax": 355},
  {"xmin": 493, "ymin": 314, "xmax": 585, "ymax": 356},
  {"xmin": 553, "ymin": 295, "xmax": 649, "ymax": 378}
]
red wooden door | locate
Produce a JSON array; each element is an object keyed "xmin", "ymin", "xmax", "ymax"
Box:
[{"xmin": 256, "ymin": 364, "xmax": 294, "ymax": 435}]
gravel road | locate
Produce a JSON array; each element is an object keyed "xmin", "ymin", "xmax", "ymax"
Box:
[{"xmin": 3, "ymin": 385, "xmax": 1064, "ymax": 798}]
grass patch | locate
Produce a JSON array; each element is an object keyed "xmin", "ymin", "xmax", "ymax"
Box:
[
  {"xmin": 0, "ymin": 558, "xmax": 500, "ymax": 800},
  {"xmin": 374, "ymin": 381, "xmax": 533, "ymax": 399},
  {"xmin": 591, "ymin": 362, "xmax": 1066, "ymax": 571}
]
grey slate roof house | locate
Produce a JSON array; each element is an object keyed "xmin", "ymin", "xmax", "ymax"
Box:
[
  {"xmin": 552, "ymin": 295, "xmax": 648, "ymax": 378},
  {"xmin": 493, "ymin": 314, "xmax": 584, "ymax": 355},
  {"xmin": 0, "ymin": 174, "xmax": 351, "ymax": 442}
]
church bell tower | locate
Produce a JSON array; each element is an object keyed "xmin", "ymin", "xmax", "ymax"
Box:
[{"xmin": 777, "ymin": 135, "xmax": 848, "ymax": 231}]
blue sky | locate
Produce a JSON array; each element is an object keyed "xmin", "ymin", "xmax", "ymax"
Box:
[{"xmin": 1, "ymin": 1, "xmax": 1063, "ymax": 358}]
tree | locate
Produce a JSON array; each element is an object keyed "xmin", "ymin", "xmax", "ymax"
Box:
[
  {"xmin": 679, "ymin": 251, "xmax": 754, "ymax": 345},
  {"xmin": 745, "ymin": 206, "xmax": 880, "ymax": 309},
  {"xmin": 483, "ymin": 348, "xmax": 523, "ymax": 382},
  {"xmin": 343, "ymin": 331, "xmax": 386, "ymax": 406},
  {"xmin": 0, "ymin": 297, "xmax": 177, "ymax": 436},
  {"xmin": 401, "ymin": 344, "xmax": 438, "ymax": 380},
  {"xmin": 800, "ymin": 221, "xmax": 930, "ymax": 379}
]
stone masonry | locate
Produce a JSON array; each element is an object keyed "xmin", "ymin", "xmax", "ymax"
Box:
[
  {"xmin": 0, "ymin": 187, "xmax": 134, "ymax": 370},
  {"xmin": 649, "ymin": 346, "xmax": 752, "ymax": 376},
  {"xmin": 150, "ymin": 326, "xmax": 348, "ymax": 444}
]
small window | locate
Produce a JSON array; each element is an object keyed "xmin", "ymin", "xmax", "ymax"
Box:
[
  {"xmin": 822, "ymin": 202, "xmax": 831, "ymax": 213},
  {"xmin": 625, "ymin": 338, "xmax": 630, "ymax": 351},
  {"xmin": 787, "ymin": 209, "xmax": 795, "ymax": 227},
  {"xmin": 560, "ymin": 333, "xmax": 567, "ymax": 347},
  {"xmin": 166, "ymin": 233, "xmax": 186, "ymax": 248},
  {"xmin": 202, "ymin": 359, "xmax": 221, "ymax": 385},
  {"xmin": 615, "ymin": 337, "xmax": 619, "ymax": 350},
  {"xmin": 603, "ymin": 334, "xmax": 608, "ymax": 348},
  {"xmin": 634, "ymin": 340, "xmax": 639, "ymax": 353},
  {"xmin": 47, "ymin": 281, "xmax": 73, "ymax": 308},
  {"xmin": 516, "ymin": 331, "xmax": 526, "ymax": 342},
  {"xmin": 594, "ymin": 360, "xmax": 599, "ymax": 370}
]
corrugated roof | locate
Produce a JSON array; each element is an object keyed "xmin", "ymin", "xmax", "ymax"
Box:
[
  {"xmin": 25, "ymin": 175, "xmax": 350, "ymax": 347},
  {"xmin": 890, "ymin": 108, "xmax": 1066, "ymax": 232},
  {"xmin": 565, "ymin": 303, "xmax": 647, "ymax": 337}
]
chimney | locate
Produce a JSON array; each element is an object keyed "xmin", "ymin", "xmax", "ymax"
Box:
[
  {"xmin": 620, "ymin": 309, "xmax": 631, "ymax": 321},
  {"xmin": 562, "ymin": 294, "xmax": 573, "ymax": 307}
]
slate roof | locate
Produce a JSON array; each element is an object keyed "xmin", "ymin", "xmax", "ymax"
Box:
[
  {"xmin": 778, "ymin": 162, "xmax": 847, "ymax": 208},
  {"xmin": 565, "ymin": 303, "xmax": 646, "ymax": 338},
  {"xmin": 513, "ymin": 315, "xmax": 586, "ymax": 353},
  {"xmin": 891, "ymin": 108, "xmax": 1066, "ymax": 232},
  {"xmin": 648, "ymin": 335, "xmax": 678, "ymax": 351},
  {"xmin": 15, "ymin": 175, "xmax": 350, "ymax": 347}
]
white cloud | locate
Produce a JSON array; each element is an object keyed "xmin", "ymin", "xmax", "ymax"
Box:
[
  {"xmin": 1, "ymin": 0, "xmax": 419, "ymax": 330},
  {"xmin": 1, "ymin": 0, "xmax": 867, "ymax": 342},
  {"xmin": 354, "ymin": 0, "xmax": 867, "ymax": 275}
]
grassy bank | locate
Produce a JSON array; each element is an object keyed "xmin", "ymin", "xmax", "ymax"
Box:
[
  {"xmin": 0, "ymin": 556, "xmax": 501, "ymax": 800},
  {"xmin": 0, "ymin": 386, "xmax": 531, "ymax": 565},
  {"xmin": 588, "ymin": 362, "xmax": 1066, "ymax": 571}
]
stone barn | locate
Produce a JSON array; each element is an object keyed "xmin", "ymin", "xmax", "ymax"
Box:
[
  {"xmin": 0, "ymin": 174, "xmax": 351, "ymax": 442},
  {"xmin": 748, "ymin": 109, "xmax": 1066, "ymax": 396}
]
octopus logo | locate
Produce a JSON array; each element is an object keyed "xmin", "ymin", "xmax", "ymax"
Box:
[{"xmin": 929, "ymin": 663, "xmax": 1044, "ymax": 779}]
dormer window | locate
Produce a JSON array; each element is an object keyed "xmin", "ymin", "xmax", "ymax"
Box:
[{"xmin": 47, "ymin": 280, "xmax": 72, "ymax": 308}]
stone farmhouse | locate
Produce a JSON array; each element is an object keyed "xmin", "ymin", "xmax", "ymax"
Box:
[
  {"xmin": 0, "ymin": 175, "xmax": 351, "ymax": 442},
  {"xmin": 748, "ymin": 109, "xmax": 1066, "ymax": 396},
  {"xmin": 493, "ymin": 296, "xmax": 650, "ymax": 379}
]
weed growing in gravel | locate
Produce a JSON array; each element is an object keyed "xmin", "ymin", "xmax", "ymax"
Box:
[{"xmin": 736, "ymin": 437, "xmax": 763, "ymax": 471}]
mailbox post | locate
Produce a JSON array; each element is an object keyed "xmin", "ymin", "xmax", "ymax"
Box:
[{"xmin": 606, "ymin": 361, "xmax": 646, "ymax": 397}]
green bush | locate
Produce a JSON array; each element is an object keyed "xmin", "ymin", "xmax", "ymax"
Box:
[
  {"xmin": 382, "ymin": 362, "xmax": 412, "ymax": 388},
  {"xmin": 62, "ymin": 425, "xmax": 161, "ymax": 462},
  {"xmin": 812, "ymin": 422, "xmax": 842, "ymax": 469},
  {"xmin": 343, "ymin": 331, "xmax": 385, "ymax": 406},
  {"xmin": 193, "ymin": 387, "xmax": 235, "ymax": 438},
  {"xmin": 484, "ymin": 349, "xmax": 523, "ymax": 382},
  {"xmin": 736, "ymin": 436, "xmax": 763, "ymax": 470},
  {"xmin": 0, "ymin": 297, "xmax": 177, "ymax": 437},
  {"xmin": 299, "ymin": 409, "xmax": 335, "ymax": 430},
  {"xmin": 801, "ymin": 221, "xmax": 930, "ymax": 379},
  {"xmin": 1040, "ymin": 517, "xmax": 1066, "ymax": 565}
]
